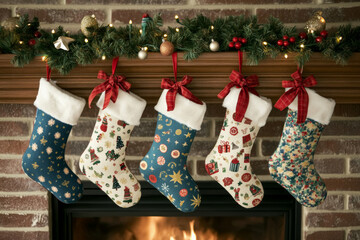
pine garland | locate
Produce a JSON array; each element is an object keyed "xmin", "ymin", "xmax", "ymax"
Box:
[{"xmin": 0, "ymin": 14, "xmax": 359, "ymax": 75}]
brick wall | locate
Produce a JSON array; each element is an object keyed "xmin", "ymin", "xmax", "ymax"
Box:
[{"xmin": 0, "ymin": 103, "xmax": 359, "ymax": 240}]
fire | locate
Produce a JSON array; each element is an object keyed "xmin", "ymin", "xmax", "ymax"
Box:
[{"xmin": 175, "ymin": 220, "xmax": 197, "ymax": 240}]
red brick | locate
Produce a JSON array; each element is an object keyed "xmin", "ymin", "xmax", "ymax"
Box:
[
  {"xmin": 333, "ymin": 104, "xmax": 360, "ymax": 117},
  {"xmin": 350, "ymin": 159, "xmax": 360, "ymax": 173},
  {"xmin": 0, "ymin": 140, "xmax": 29, "ymax": 154},
  {"xmin": 205, "ymin": 104, "xmax": 225, "ymax": 118},
  {"xmin": 16, "ymin": 9, "xmax": 106, "ymax": 24},
  {"xmin": 112, "ymin": 9, "xmax": 250, "ymax": 24},
  {"xmin": 196, "ymin": 160, "xmax": 207, "ymax": 176},
  {"xmin": 67, "ymin": 0, "xmax": 185, "ymax": 4},
  {"xmin": 126, "ymin": 141, "xmax": 153, "ymax": 156},
  {"xmin": 0, "ymin": 177, "xmax": 46, "ymax": 192},
  {"xmin": 65, "ymin": 141, "xmax": 89, "ymax": 156},
  {"xmin": 306, "ymin": 212, "xmax": 360, "ymax": 227},
  {"xmin": 306, "ymin": 231, "xmax": 345, "ymax": 240},
  {"xmin": 132, "ymin": 119, "xmax": 157, "ymax": 137},
  {"xmin": 198, "ymin": 0, "xmax": 311, "ymax": 3},
  {"xmin": 80, "ymin": 107, "xmax": 99, "ymax": 118},
  {"xmin": 0, "ymin": 159, "xmax": 24, "ymax": 174},
  {"xmin": 0, "ymin": 121, "xmax": 29, "ymax": 137},
  {"xmin": 261, "ymin": 140, "xmax": 279, "ymax": 156},
  {"xmin": 256, "ymin": 7, "xmax": 360, "ymax": 23},
  {"xmin": 0, "ymin": 231, "xmax": 49, "ymax": 240},
  {"xmin": 348, "ymin": 230, "xmax": 360, "ymax": 240},
  {"xmin": 314, "ymin": 158, "xmax": 345, "ymax": 174},
  {"xmin": 0, "ymin": 104, "xmax": 36, "ymax": 118},
  {"xmin": 316, "ymin": 139, "xmax": 360, "ymax": 155},
  {"xmin": 197, "ymin": 120, "xmax": 212, "ymax": 138},
  {"xmin": 324, "ymin": 178, "xmax": 360, "ymax": 191},
  {"xmin": 323, "ymin": 120, "xmax": 360, "ymax": 136},
  {"xmin": 190, "ymin": 140, "xmax": 216, "ymax": 156},
  {"xmin": 0, "ymin": 196, "xmax": 48, "ymax": 211},
  {"xmin": 126, "ymin": 160, "xmax": 141, "ymax": 176},
  {"xmin": 257, "ymin": 120, "xmax": 284, "ymax": 137},
  {"xmin": 316, "ymin": 195, "xmax": 344, "ymax": 210},
  {"xmin": 349, "ymin": 195, "xmax": 360, "ymax": 210},
  {"xmin": 0, "ymin": 213, "xmax": 48, "ymax": 227},
  {"xmin": 71, "ymin": 119, "xmax": 96, "ymax": 138},
  {"xmin": 0, "ymin": 8, "xmax": 12, "ymax": 22}
]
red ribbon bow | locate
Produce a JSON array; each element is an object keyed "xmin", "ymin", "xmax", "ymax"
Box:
[
  {"xmin": 218, "ymin": 70, "xmax": 259, "ymax": 122},
  {"xmin": 88, "ymin": 57, "xmax": 131, "ymax": 109},
  {"xmin": 161, "ymin": 75, "xmax": 203, "ymax": 111},
  {"xmin": 274, "ymin": 70, "xmax": 317, "ymax": 123}
]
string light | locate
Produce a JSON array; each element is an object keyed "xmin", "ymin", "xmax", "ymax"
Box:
[
  {"xmin": 336, "ymin": 36, "xmax": 343, "ymax": 43},
  {"xmin": 16, "ymin": 14, "xmax": 20, "ymax": 17},
  {"xmin": 27, "ymin": 23, "xmax": 31, "ymax": 26},
  {"xmin": 210, "ymin": 25, "xmax": 214, "ymax": 30},
  {"xmin": 163, "ymin": 34, "xmax": 168, "ymax": 38},
  {"xmin": 84, "ymin": 38, "xmax": 89, "ymax": 43},
  {"xmin": 51, "ymin": 29, "xmax": 55, "ymax": 34},
  {"xmin": 144, "ymin": 46, "xmax": 148, "ymax": 51},
  {"xmin": 129, "ymin": 20, "xmax": 132, "ymax": 24},
  {"xmin": 262, "ymin": 41, "xmax": 268, "ymax": 46},
  {"xmin": 41, "ymin": 56, "xmax": 47, "ymax": 61},
  {"xmin": 91, "ymin": 14, "xmax": 96, "ymax": 19},
  {"xmin": 174, "ymin": 15, "xmax": 179, "ymax": 20},
  {"xmin": 19, "ymin": 41, "xmax": 23, "ymax": 44},
  {"xmin": 66, "ymin": 30, "xmax": 70, "ymax": 34},
  {"xmin": 175, "ymin": 28, "xmax": 180, "ymax": 32},
  {"xmin": 284, "ymin": 53, "xmax": 288, "ymax": 59},
  {"xmin": 310, "ymin": 30, "xmax": 314, "ymax": 33},
  {"xmin": 101, "ymin": 55, "xmax": 106, "ymax": 60},
  {"xmin": 139, "ymin": 29, "xmax": 142, "ymax": 34},
  {"xmin": 320, "ymin": 17, "xmax": 325, "ymax": 23},
  {"xmin": 15, "ymin": 24, "xmax": 19, "ymax": 28},
  {"xmin": 300, "ymin": 44, "xmax": 305, "ymax": 48},
  {"xmin": 109, "ymin": 23, "xmax": 113, "ymax": 27}
]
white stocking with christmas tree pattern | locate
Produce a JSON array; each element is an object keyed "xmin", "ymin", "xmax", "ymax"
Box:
[
  {"xmin": 205, "ymin": 87, "xmax": 272, "ymax": 208},
  {"xmin": 79, "ymin": 90, "xmax": 146, "ymax": 208}
]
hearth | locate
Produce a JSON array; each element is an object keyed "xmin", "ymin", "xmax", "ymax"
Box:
[{"xmin": 51, "ymin": 181, "xmax": 301, "ymax": 240}]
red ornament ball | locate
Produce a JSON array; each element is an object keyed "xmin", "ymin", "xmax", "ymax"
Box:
[
  {"xmin": 229, "ymin": 41, "xmax": 234, "ymax": 48},
  {"xmin": 241, "ymin": 38, "xmax": 247, "ymax": 44},
  {"xmin": 289, "ymin": 37, "xmax": 296, "ymax": 43},
  {"xmin": 28, "ymin": 39, "xmax": 36, "ymax": 46},
  {"xmin": 277, "ymin": 40, "xmax": 284, "ymax": 46},
  {"xmin": 232, "ymin": 37, "xmax": 238, "ymax": 43},
  {"xmin": 315, "ymin": 36, "xmax": 323, "ymax": 43},
  {"xmin": 237, "ymin": 37, "xmax": 242, "ymax": 42},
  {"xmin": 34, "ymin": 31, "xmax": 42, "ymax": 38},
  {"xmin": 320, "ymin": 30, "xmax": 328, "ymax": 38},
  {"xmin": 283, "ymin": 40, "xmax": 289, "ymax": 47},
  {"xmin": 142, "ymin": 13, "xmax": 149, "ymax": 18},
  {"xmin": 299, "ymin": 32, "xmax": 307, "ymax": 39},
  {"xmin": 283, "ymin": 35, "xmax": 289, "ymax": 40},
  {"xmin": 234, "ymin": 42, "xmax": 242, "ymax": 49}
]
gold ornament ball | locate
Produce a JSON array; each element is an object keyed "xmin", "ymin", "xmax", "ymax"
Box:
[
  {"xmin": 160, "ymin": 41, "xmax": 175, "ymax": 56},
  {"xmin": 209, "ymin": 39, "xmax": 220, "ymax": 52},
  {"xmin": 138, "ymin": 49, "xmax": 148, "ymax": 60},
  {"xmin": 80, "ymin": 15, "xmax": 98, "ymax": 37},
  {"xmin": 1, "ymin": 17, "xmax": 20, "ymax": 31},
  {"xmin": 305, "ymin": 11, "xmax": 326, "ymax": 33}
]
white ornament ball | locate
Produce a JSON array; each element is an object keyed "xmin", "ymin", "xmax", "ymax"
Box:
[
  {"xmin": 1, "ymin": 17, "xmax": 19, "ymax": 31},
  {"xmin": 138, "ymin": 49, "xmax": 148, "ymax": 60},
  {"xmin": 209, "ymin": 39, "xmax": 220, "ymax": 52}
]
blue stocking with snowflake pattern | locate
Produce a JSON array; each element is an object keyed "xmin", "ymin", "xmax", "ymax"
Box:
[
  {"xmin": 22, "ymin": 78, "xmax": 86, "ymax": 203},
  {"xmin": 140, "ymin": 89, "xmax": 206, "ymax": 212}
]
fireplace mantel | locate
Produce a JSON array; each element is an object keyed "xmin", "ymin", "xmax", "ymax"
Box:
[{"xmin": 1, "ymin": 53, "xmax": 360, "ymax": 104}]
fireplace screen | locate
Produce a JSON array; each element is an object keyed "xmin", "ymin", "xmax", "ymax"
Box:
[{"xmin": 52, "ymin": 182, "xmax": 301, "ymax": 240}]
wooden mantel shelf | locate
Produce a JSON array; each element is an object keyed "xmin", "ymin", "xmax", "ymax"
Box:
[{"xmin": 1, "ymin": 52, "xmax": 360, "ymax": 104}]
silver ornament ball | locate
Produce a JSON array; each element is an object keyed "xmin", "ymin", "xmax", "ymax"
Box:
[
  {"xmin": 138, "ymin": 49, "xmax": 148, "ymax": 60},
  {"xmin": 209, "ymin": 39, "xmax": 220, "ymax": 52}
]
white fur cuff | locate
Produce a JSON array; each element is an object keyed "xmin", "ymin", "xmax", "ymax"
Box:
[
  {"xmin": 287, "ymin": 88, "xmax": 335, "ymax": 125},
  {"xmin": 96, "ymin": 90, "xmax": 146, "ymax": 126},
  {"xmin": 154, "ymin": 89, "xmax": 206, "ymax": 130},
  {"xmin": 222, "ymin": 87, "xmax": 272, "ymax": 127},
  {"xmin": 34, "ymin": 78, "xmax": 86, "ymax": 126}
]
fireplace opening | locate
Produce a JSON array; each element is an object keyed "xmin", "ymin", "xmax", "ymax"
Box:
[{"xmin": 52, "ymin": 182, "xmax": 301, "ymax": 240}]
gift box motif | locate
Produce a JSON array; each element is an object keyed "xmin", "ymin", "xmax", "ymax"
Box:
[
  {"xmin": 218, "ymin": 141, "xmax": 230, "ymax": 153},
  {"xmin": 205, "ymin": 159, "xmax": 219, "ymax": 175},
  {"xmin": 243, "ymin": 134, "xmax": 252, "ymax": 147},
  {"xmin": 229, "ymin": 158, "xmax": 240, "ymax": 172}
]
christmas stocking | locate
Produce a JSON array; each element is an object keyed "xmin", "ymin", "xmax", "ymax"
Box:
[
  {"xmin": 205, "ymin": 71, "xmax": 272, "ymax": 208},
  {"xmin": 140, "ymin": 86, "xmax": 206, "ymax": 212},
  {"xmin": 79, "ymin": 90, "xmax": 146, "ymax": 208},
  {"xmin": 22, "ymin": 78, "xmax": 86, "ymax": 203},
  {"xmin": 269, "ymin": 70, "xmax": 335, "ymax": 207}
]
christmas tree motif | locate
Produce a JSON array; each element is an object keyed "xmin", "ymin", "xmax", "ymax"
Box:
[
  {"xmin": 89, "ymin": 148, "xmax": 100, "ymax": 165},
  {"xmin": 222, "ymin": 118, "xmax": 228, "ymax": 130},
  {"xmin": 82, "ymin": 165, "xmax": 86, "ymax": 175},
  {"xmin": 106, "ymin": 150, "xmax": 120, "ymax": 161},
  {"xmin": 100, "ymin": 116, "xmax": 108, "ymax": 132},
  {"xmin": 123, "ymin": 186, "xmax": 132, "ymax": 203},
  {"xmin": 250, "ymin": 184, "xmax": 262, "ymax": 197},
  {"xmin": 116, "ymin": 136, "xmax": 124, "ymax": 149},
  {"xmin": 112, "ymin": 176, "xmax": 121, "ymax": 190}
]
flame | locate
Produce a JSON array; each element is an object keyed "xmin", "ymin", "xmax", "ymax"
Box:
[
  {"xmin": 170, "ymin": 237, "xmax": 175, "ymax": 240},
  {"xmin": 189, "ymin": 220, "xmax": 197, "ymax": 240}
]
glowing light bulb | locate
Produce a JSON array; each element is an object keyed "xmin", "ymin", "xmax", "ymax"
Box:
[
  {"xmin": 15, "ymin": 24, "xmax": 19, "ymax": 28},
  {"xmin": 144, "ymin": 46, "xmax": 148, "ymax": 51},
  {"xmin": 91, "ymin": 14, "xmax": 96, "ymax": 18},
  {"xmin": 101, "ymin": 55, "xmax": 106, "ymax": 60},
  {"xmin": 41, "ymin": 56, "xmax": 47, "ymax": 61},
  {"xmin": 175, "ymin": 28, "xmax": 179, "ymax": 32},
  {"xmin": 284, "ymin": 53, "xmax": 288, "ymax": 59},
  {"xmin": 211, "ymin": 25, "xmax": 214, "ymax": 30},
  {"xmin": 320, "ymin": 17, "xmax": 325, "ymax": 23},
  {"xmin": 109, "ymin": 23, "xmax": 113, "ymax": 27},
  {"xmin": 262, "ymin": 41, "xmax": 268, "ymax": 46},
  {"xmin": 84, "ymin": 38, "xmax": 89, "ymax": 43},
  {"xmin": 139, "ymin": 29, "xmax": 142, "ymax": 34},
  {"xmin": 300, "ymin": 44, "xmax": 305, "ymax": 48},
  {"xmin": 51, "ymin": 29, "xmax": 55, "ymax": 34},
  {"xmin": 16, "ymin": 14, "xmax": 20, "ymax": 17},
  {"xmin": 19, "ymin": 41, "xmax": 23, "ymax": 44},
  {"xmin": 129, "ymin": 20, "xmax": 132, "ymax": 24},
  {"xmin": 310, "ymin": 30, "xmax": 314, "ymax": 33},
  {"xmin": 27, "ymin": 23, "xmax": 31, "ymax": 26},
  {"xmin": 174, "ymin": 15, "xmax": 179, "ymax": 20},
  {"xmin": 163, "ymin": 34, "xmax": 168, "ymax": 38}
]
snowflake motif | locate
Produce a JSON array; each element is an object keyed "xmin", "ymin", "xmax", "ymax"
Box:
[
  {"xmin": 38, "ymin": 176, "xmax": 45, "ymax": 182},
  {"xmin": 120, "ymin": 178, "xmax": 128, "ymax": 184},
  {"xmin": 46, "ymin": 147, "xmax": 52, "ymax": 154},
  {"xmin": 161, "ymin": 183, "xmax": 170, "ymax": 193},
  {"xmin": 48, "ymin": 119, "xmax": 55, "ymax": 126},
  {"xmin": 51, "ymin": 186, "xmax": 58, "ymax": 192},
  {"xmin": 54, "ymin": 132, "xmax": 61, "ymax": 139},
  {"xmin": 63, "ymin": 168, "xmax": 69, "ymax": 175},
  {"xmin": 105, "ymin": 141, "xmax": 112, "ymax": 148},
  {"xmin": 37, "ymin": 127, "xmax": 43, "ymax": 135},
  {"xmin": 31, "ymin": 143, "xmax": 38, "ymax": 151},
  {"xmin": 64, "ymin": 192, "xmax": 71, "ymax": 198}
]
